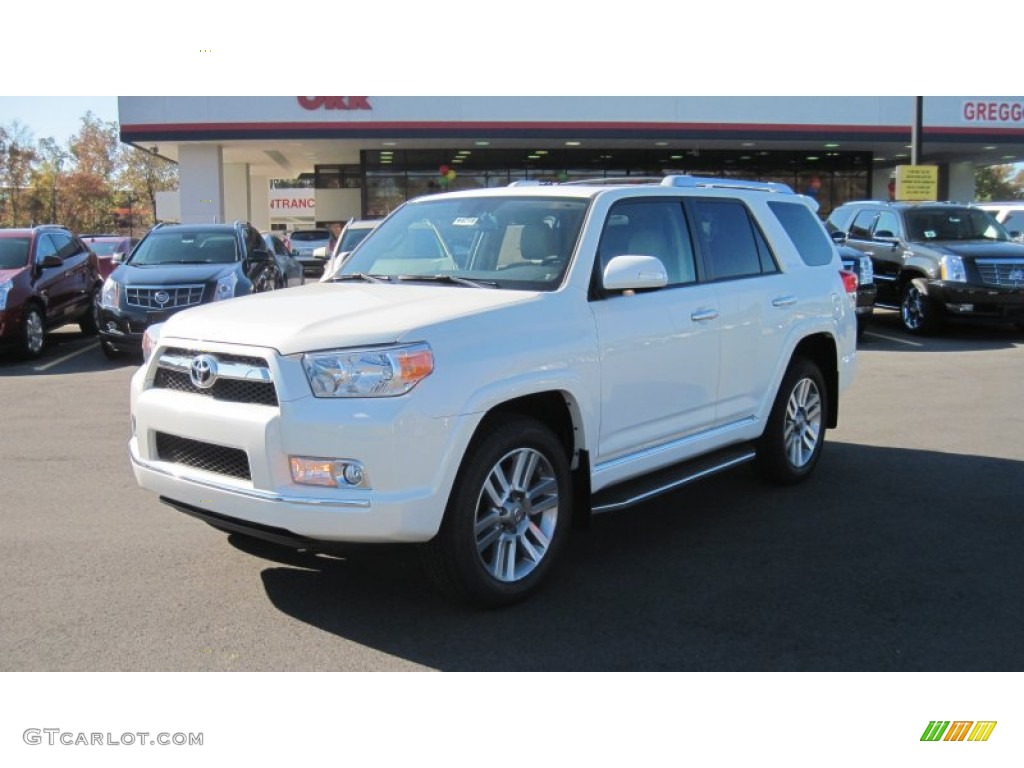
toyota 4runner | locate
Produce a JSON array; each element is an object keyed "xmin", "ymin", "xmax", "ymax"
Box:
[{"xmin": 129, "ymin": 176, "xmax": 857, "ymax": 606}]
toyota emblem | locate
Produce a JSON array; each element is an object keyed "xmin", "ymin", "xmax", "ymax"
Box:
[
  {"xmin": 189, "ymin": 354, "xmax": 219, "ymax": 389},
  {"xmin": 154, "ymin": 291, "xmax": 170, "ymax": 306}
]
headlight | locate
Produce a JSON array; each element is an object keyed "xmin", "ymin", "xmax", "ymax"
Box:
[
  {"xmin": 0, "ymin": 280, "xmax": 11, "ymax": 310},
  {"xmin": 142, "ymin": 323, "xmax": 164, "ymax": 364},
  {"xmin": 303, "ymin": 343, "xmax": 434, "ymax": 398},
  {"xmin": 940, "ymin": 254, "xmax": 967, "ymax": 282},
  {"xmin": 100, "ymin": 277, "xmax": 120, "ymax": 309},
  {"xmin": 213, "ymin": 272, "xmax": 238, "ymax": 301},
  {"xmin": 859, "ymin": 255, "xmax": 874, "ymax": 285}
]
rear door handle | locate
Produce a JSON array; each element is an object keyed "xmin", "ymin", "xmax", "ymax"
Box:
[
  {"xmin": 772, "ymin": 296, "xmax": 797, "ymax": 308},
  {"xmin": 690, "ymin": 309, "xmax": 719, "ymax": 322}
]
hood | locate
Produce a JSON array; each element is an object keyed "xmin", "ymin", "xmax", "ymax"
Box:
[
  {"xmin": 921, "ymin": 241, "xmax": 1024, "ymax": 260},
  {"xmin": 159, "ymin": 282, "xmax": 541, "ymax": 355},
  {"xmin": 116, "ymin": 262, "xmax": 239, "ymax": 284},
  {"xmin": 0, "ymin": 267, "xmax": 27, "ymax": 284}
]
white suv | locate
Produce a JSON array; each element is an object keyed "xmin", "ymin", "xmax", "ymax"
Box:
[{"xmin": 129, "ymin": 176, "xmax": 857, "ymax": 606}]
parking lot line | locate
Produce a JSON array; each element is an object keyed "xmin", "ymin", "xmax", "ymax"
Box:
[
  {"xmin": 33, "ymin": 341, "xmax": 100, "ymax": 371},
  {"xmin": 864, "ymin": 331, "xmax": 924, "ymax": 348}
]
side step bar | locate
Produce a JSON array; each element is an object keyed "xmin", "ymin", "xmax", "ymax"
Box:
[{"xmin": 590, "ymin": 444, "xmax": 757, "ymax": 514}]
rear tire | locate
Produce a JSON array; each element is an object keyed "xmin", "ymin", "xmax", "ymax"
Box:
[
  {"xmin": 421, "ymin": 415, "xmax": 572, "ymax": 607},
  {"xmin": 756, "ymin": 358, "xmax": 827, "ymax": 485}
]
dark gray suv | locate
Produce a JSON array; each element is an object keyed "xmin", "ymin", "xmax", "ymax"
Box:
[{"xmin": 826, "ymin": 201, "xmax": 1024, "ymax": 334}]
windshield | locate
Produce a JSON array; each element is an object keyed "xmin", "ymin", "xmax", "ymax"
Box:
[
  {"xmin": 338, "ymin": 196, "xmax": 588, "ymax": 290},
  {"xmin": 0, "ymin": 237, "xmax": 31, "ymax": 269},
  {"xmin": 129, "ymin": 231, "xmax": 239, "ymax": 265},
  {"xmin": 290, "ymin": 230, "xmax": 329, "ymax": 242},
  {"xmin": 905, "ymin": 208, "xmax": 1010, "ymax": 242}
]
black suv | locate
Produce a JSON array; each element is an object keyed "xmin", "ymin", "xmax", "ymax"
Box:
[
  {"xmin": 0, "ymin": 225, "xmax": 102, "ymax": 358},
  {"xmin": 97, "ymin": 221, "xmax": 281, "ymax": 357},
  {"xmin": 826, "ymin": 201, "xmax": 1024, "ymax": 334}
]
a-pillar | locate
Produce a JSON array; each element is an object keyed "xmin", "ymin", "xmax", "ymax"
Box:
[
  {"xmin": 223, "ymin": 163, "xmax": 251, "ymax": 224},
  {"xmin": 179, "ymin": 145, "xmax": 224, "ymax": 224},
  {"xmin": 249, "ymin": 175, "xmax": 271, "ymax": 231}
]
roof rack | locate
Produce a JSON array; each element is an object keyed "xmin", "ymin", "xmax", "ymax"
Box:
[
  {"xmin": 560, "ymin": 177, "xmax": 665, "ymax": 186},
  {"xmin": 659, "ymin": 175, "xmax": 794, "ymax": 194}
]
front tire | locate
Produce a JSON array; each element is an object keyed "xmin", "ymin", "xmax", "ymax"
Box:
[
  {"xmin": 421, "ymin": 415, "xmax": 572, "ymax": 607},
  {"xmin": 79, "ymin": 285, "xmax": 101, "ymax": 335},
  {"xmin": 900, "ymin": 280, "xmax": 943, "ymax": 335},
  {"xmin": 756, "ymin": 358, "xmax": 827, "ymax": 485},
  {"xmin": 19, "ymin": 305, "xmax": 46, "ymax": 359}
]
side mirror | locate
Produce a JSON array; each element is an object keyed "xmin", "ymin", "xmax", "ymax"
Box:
[
  {"xmin": 874, "ymin": 230, "xmax": 898, "ymax": 241},
  {"xmin": 111, "ymin": 252, "xmax": 125, "ymax": 264},
  {"xmin": 602, "ymin": 255, "xmax": 668, "ymax": 292},
  {"xmin": 1009, "ymin": 230, "xmax": 1022, "ymax": 241},
  {"xmin": 312, "ymin": 246, "xmax": 327, "ymax": 259},
  {"xmin": 829, "ymin": 231, "xmax": 848, "ymax": 245},
  {"xmin": 38, "ymin": 254, "xmax": 63, "ymax": 269}
]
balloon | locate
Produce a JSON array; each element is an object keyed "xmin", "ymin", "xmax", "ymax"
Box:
[
  {"xmin": 439, "ymin": 165, "xmax": 449, "ymax": 176},
  {"xmin": 446, "ymin": 169, "xmax": 457, "ymax": 181}
]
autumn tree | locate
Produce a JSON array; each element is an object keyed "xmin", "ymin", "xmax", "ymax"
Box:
[
  {"xmin": 975, "ymin": 164, "xmax": 1024, "ymax": 201},
  {"xmin": 0, "ymin": 121, "xmax": 38, "ymax": 226},
  {"xmin": 118, "ymin": 144, "xmax": 178, "ymax": 229}
]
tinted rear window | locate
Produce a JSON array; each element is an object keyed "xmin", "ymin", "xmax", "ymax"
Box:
[
  {"xmin": 768, "ymin": 201, "xmax": 834, "ymax": 266},
  {"xmin": 290, "ymin": 230, "xmax": 330, "ymax": 242}
]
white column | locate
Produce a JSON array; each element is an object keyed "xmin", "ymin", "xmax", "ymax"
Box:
[
  {"xmin": 947, "ymin": 162, "xmax": 977, "ymax": 203},
  {"xmin": 872, "ymin": 166, "xmax": 895, "ymax": 200},
  {"xmin": 178, "ymin": 145, "xmax": 224, "ymax": 224},
  {"xmin": 249, "ymin": 175, "xmax": 271, "ymax": 231},
  {"xmin": 223, "ymin": 163, "xmax": 251, "ymax": 223}
]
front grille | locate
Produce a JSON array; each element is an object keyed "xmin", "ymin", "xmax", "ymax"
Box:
[
  {"xmin": 156, "ymin": 432, "xmax": 251, "ymax": 480},
  {"xmin": 153, "ymin": 368, "xmax": 278, "ymax": 406},
  {"xmin": 976, "ymin": 259, "xmax": 1024, "ymax": 287},
  {"xmin": 154, "ymin": 348, "xmax": 278, "ymax": 406},
  {"xmin": 126, "ymin": 284, "xmax": 205, "ymax": 309}
]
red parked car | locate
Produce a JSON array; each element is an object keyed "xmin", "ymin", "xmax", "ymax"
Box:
[
  {"xmin": 0, "ymin": 226, "xmax": 103, "ymax": 358},
  {"xmin": 80, "ymin": 234, "xmax": 140, "ymax": 279}
]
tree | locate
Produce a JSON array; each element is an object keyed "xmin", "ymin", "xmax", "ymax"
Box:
[
  {"xmin": 63, "ymin": 112, "xmax": 121, "ymax": 231},
  {"xmin": 0, "ymin": 121, "xmax": 37, "ymax": 226},
  {"xmin": 117, "ymin": 144, "xmax": 178, "ymax": 228},
  {"xmin": 975, "ymin": 164, "xmax": 1024, "ymax": 201}
]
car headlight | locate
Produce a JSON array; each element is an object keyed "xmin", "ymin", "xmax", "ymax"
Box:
[
  {"xmin": 859, "ymin": 255, "xmax": 874, "ymax": 285},
  {"xmin": 214, "ymin": 272, "xmax": 238, "ymax": 301},
  {"xmin": 0, "ymin": 280, "xmax": 12, "ymax": 310},
  {"xmin": 302, "ymin": 343, "xmax": 434, "ymax": 397},
  {"xmin": 142, "ymin": 323, "xmax": 164, "ymax": 364},
  {"xmin": 100, "ymin": 277, "xmax": 120, "ymax": 309},
  {"xmin": 940, "ymin": 254, "xmax": 967, "ymax": 282}
]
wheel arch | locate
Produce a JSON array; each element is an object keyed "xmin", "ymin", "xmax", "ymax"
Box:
[{"xmin": 791, "ymin": 333, "xmax": 839, "ymax": 429}]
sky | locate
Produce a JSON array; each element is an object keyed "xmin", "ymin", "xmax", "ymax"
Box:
[{"xmin": 0, "ymin": 96, "xmax": 119, "ymax": 145}]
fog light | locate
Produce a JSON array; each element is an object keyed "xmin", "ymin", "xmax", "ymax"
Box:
[{"xmin": 289, "ymin": 456, "xmax": 370, "ymax": 489}]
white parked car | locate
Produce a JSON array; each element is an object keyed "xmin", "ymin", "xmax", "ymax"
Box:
[
  {"xmin": 972, "ymin": 202, "xmax": 1024, "ymax": 241},
  {"xmin": 319, "ymin": 219, "xmax": 381, "ymax": 282},
  {"xmin": 129, "ymin": 176, "xmax": 857, "ymax": 606}
]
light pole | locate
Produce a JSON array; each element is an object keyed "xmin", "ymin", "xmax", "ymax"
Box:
[{"xmin": 51, "ymin": 154, "xmax": 65, "ymax": 223}]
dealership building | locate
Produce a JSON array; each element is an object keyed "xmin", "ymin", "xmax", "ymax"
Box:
[{"xmin": 117, "ymin": 96, "xmax": 1024, "ymax": 227}]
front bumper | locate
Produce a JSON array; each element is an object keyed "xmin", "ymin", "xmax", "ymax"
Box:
[
  {"xmin": 98, "ymin": 305, "xmax": 174, "ymax": 350},
  {"xmin": 129, "ymin": 355, "xmax": 476, "ymax": 543},
  {"xmin": 926, "ymin": 280, "xmax": 1024, "ymax": 320}
]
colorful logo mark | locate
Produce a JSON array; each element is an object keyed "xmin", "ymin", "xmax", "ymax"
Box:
[{"xmin": 921, "ymin": 721, "xmax": 997, "ymax": 742}]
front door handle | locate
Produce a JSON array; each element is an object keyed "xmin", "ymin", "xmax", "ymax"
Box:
[
  {"xmin": 690, "ymin": 308, "xmax": 719, "ymax": 322},
  {"xmin": 772, "ymin": 296, "xmax": 798, "ymax": 308}
]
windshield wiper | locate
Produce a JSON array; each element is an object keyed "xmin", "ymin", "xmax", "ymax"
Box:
[
  {"xmin": 395, "ymin": 274, "xmax": 497, "ymax": 289},
  {"xmin": 331, "ymin": 272, "xmax": 388, "ymax": 284}
]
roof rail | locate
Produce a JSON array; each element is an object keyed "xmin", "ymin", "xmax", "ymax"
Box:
[
  {"xmin": 560, "ymin": 177, "xmax": 666, "ymax": 186},
  {"xmin": 507, "ymin": 180, "xmax": 556, "ymax": 187},
  {"xmin": 660, "ymin": 175, "xmax": 794, "ymax": 194}
]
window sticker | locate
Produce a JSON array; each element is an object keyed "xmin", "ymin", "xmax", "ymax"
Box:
[{"xmin": 924, "ymin": 230, "xmax": 937, "ymax": 239}]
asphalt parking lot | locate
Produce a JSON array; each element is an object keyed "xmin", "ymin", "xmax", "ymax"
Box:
[{"xmin": 1, "ymin": 312, "xmax": 1022, "ymax": 671}]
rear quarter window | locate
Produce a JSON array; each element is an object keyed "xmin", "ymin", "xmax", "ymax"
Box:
[{"xmin": 768, "ymin": 201, "xmax": 835, "ymax": 266}]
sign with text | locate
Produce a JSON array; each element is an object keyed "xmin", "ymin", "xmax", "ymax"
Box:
[
  {"xmin": 269, "ymin": 189, "xmax": 315, "ymax": 218},
  {"xmin": 895, "ymin": 165, "xmax": 938, "ymax": 202}
]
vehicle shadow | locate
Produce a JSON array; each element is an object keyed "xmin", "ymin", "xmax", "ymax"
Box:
[
  {"xmin": 236, "ymin": 442, "xmax": 1024, "ymax": 671},
  {"xmin": 861, "ymin": 309, "xmax": 1023, "ymax": 352},
  {"xmin": 0, "ymin": 327, "xmax": 139, "ymax": 376}
]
